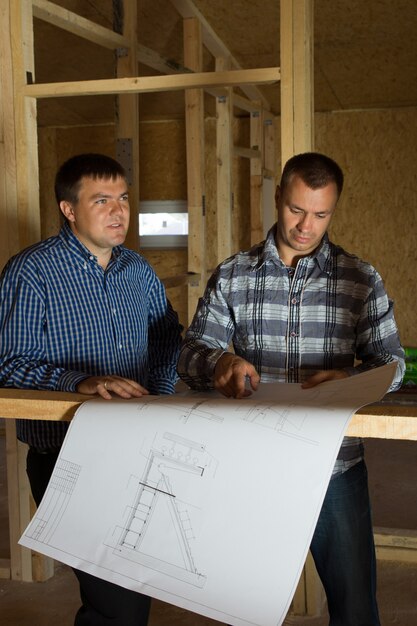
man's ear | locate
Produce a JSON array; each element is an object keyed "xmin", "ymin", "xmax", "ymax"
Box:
[{"xmin": 60, "ymin": 200, "xmax": 75, "ymax": 222}]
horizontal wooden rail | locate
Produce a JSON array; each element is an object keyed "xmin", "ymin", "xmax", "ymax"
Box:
[
  {"xmin": 0, "ymin": 389, "xmax": 416, "ymax": 440},
  {"xmin": 22, "ymin": 68, "xmax": 280, "ymax": 99}
]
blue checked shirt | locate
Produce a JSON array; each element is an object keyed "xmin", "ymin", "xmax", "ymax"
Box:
[
  {"xmin": 178, "ymin": 224, "xmax": 405, "ymax": 475},
  {"xmin": 0, "ymin": 223, "xmax": 182, "ymax": 449}
]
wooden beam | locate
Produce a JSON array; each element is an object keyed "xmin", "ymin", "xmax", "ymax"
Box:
[
  {"xmin": 32, "ymin": 0, "xmax": 129, "ymax": 50},
  {"xmin": 232, "ymin": 93, "xmax": 263, "ymax": 114},
  {"xmin": 349, "ymin": 404, "xmax": 417, "ymax": 440},
  {"xmin": 216, "ymin": 57, "xmax": 233, "ymax": 263},
  {"xmin": 23, "ymin": 68, "xmax": 280, "ymax": 99},
  {"xmin": 250, "ymin": 108, "xmax": 264, "ymax": 245},
  {"xmin": 1, "ymin": 392, "xmax": 416, "ymax": 440},
  {"xmin": 234, "ymin": 146, "xmax": 262, "ymax": 160},
  {"xmin": 0, "ymin": 0, "xmax": 20, "ymax": 267},
  {"xmin": 0, "ymin": 389, "xmax": 89, "ymax": 420},
  {"xmin": 280, "ymin": 0, "xmax": 314, "ymax": 165},
  {"xmin": 184, "ymin": 17, "xmax": 205, "ymax": 324},
  {"xmin": 374, "ymin": 527, "xmax": 417, "ymax": 563},
  {"xmin": 11, "ymin": 0, "xmax": 41, "ymax": 249},
  {"xmin": 171, "ymin": 0, "xmax": 272, "ymax": 108},
  {"xmin": 162, "ymin": 272, "xmax": 201, "ymax": 289},
  {"xmin": 115, "ymin": 0, "xmax": 139, "ymax": 252}
]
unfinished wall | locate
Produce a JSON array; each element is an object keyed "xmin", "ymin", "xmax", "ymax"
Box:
[{"xmin": 315, "ymin": 107, "xmax": 417, "ymax": 348}]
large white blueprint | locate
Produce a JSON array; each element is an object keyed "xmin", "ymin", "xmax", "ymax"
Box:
[{"xmin": 20, "ymin": 363, "xmax": 396, "ymax": 626}]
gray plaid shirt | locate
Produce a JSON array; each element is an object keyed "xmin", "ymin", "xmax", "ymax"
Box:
[{"xmin": 178, "ymin": 224, "xmax": 405, "ymax": 475}]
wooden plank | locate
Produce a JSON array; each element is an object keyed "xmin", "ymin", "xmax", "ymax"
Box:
[
  {"xmin": 0, "ymin": 390, "xmax": 416, "ymax": 437},
  {"xmin": 280, "ymin": 0, "xmax": 314, "ymax": 165},
  {"xmin": 184, "ymin": 17, "xmax": 205, "ymax": 323},
  {"xmin": 250, "ymin": 108, "xmax": 263, "ymax": 245},
  {"xmin": 0, "ymin": 389, "xmax": 89, "ymax": 420},
  {"xmin": 374, "ymin": 527, "xmax": 417, "ymax": 563},
  {"xmin": 162, "ymin": 272, "xmax": 201, "ymax": 289},
  {"xmin": 0, "ymin": 1, "xmax": 19, "ymax": 269},
  {"xmin": 32, "ymin": 0, "xmax": 129, "ymax": 50},
  {"xmin": 234, "ymin": 146, "xmax": 262, "ymax": 160},
  {"xmin": 349, "ymin": 405, "xmax": 417, "ymax": 440},
  {"xmin": 11, "ymin": 0, "xmax": 41, "ymax": 249},
  {"xmin": 23, "ymin": 67, "xmax": 281, "ymax": 99},
  {"xmin": 116, "ymin": 0, "xmax": 139, "ymax": 252},
  {"xmin": 171, "ymin": 0, "xmax": 271, "ymax": 107},
  {"xmin": 293, "ymin": 0, "xmax": 314, "ymax": 156},
  {"xmin": 232, "ymin": 93, "xmax": 263, "ymax": 114},
  {"xmin": 216, "ymin": 57, "xmax": 233, "ymax": 263}
]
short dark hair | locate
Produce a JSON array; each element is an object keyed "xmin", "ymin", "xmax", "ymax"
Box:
[
  {"xmin": 54, "ymin": 153, "xmax": 127, "ymax": 205},
  {"xmin": 280, "ymin": 152, "xmax": 344, "ymax": 198}
]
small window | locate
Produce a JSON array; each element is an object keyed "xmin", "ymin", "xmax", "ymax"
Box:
[{"xmin": 139, "ymin": 200, "xmax": 188, "ymax": 248}]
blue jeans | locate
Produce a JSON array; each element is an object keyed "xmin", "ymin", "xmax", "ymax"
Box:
[{"xmin": 310, "ymin": 461, "xmax": 380, "ymax": 626}]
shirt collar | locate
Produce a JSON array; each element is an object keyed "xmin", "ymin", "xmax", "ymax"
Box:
[{"xmin": 255, "ymin": 223, "xmax": 333, "ymax": 274}]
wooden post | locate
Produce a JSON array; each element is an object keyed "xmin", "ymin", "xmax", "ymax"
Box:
[
  {"xmin": 3, "ymin": 0, "xmax": 52, "ymax": 583},
  {"xmin": 280, "ymin": 0, "xmax": 314, "ymax": 166},
  {"xmin": 280, "ymin": 1, "xmax": 316, "ymax": 614},
  {"xmin": 115, "ymin": 0, "xmax": 140, "ymax": 251},
  {"xmin": 216, "ymin": 56, "xmax": 233, "ymax": 262},
  {"xmin": 250, "ymin": 106, "xmax": 263, "ymax": 245},
  {"xmin": 10, "ymin": 0, "xmax": 41, "ymax": 249},
  {"xmin": 0, "ymin": 0, "xmax": 20, "ymax": 269},
  {"xmin": 184, "ymin": 17, "xmax": 205, "ymax": 323}
]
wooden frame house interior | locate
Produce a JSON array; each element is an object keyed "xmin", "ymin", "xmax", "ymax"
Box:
[{"xmin": 0, "ymin": 0, "xmax": 416, "ymax": 621}]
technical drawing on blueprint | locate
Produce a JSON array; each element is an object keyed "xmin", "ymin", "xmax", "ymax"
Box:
[
  {"xmin": 19, "ymin": 362, "xmax": 397, "ymax": 626},
  {"xmin": 105, "ymin": 431, "xmax": 217, "ymax": 587}
]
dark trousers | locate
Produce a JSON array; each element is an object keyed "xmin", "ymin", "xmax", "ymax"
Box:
[
  {"xmin": 26, "ymin": 447, "xmax": 151, "ymax": 626},
  {"xmin": 310, "ymin": 461, "xmax": 380, "ymax": 626}
]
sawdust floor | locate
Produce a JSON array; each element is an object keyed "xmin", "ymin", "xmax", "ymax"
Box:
[{"xmin": 1, "ymin": 433, "xmax": 416, "ymax": 625}]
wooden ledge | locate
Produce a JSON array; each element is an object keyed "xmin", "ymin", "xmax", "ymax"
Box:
[{"xmin": 0, "ymin": 389, "xmax": 416, "ymax": 440}]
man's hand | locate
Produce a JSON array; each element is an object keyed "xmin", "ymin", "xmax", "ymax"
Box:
[
  {"xmin": 301, "ymin": 369, "xmax": 348, "ymax": 389},
  {"xmin": 214, "ymin": 353, "xmax": 260, "ymax": 398},
  {"xmin": 76, "ymin": 375, "xmax": 149, "ymax": 400}
]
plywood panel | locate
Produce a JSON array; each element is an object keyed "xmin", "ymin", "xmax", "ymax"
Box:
[
  {"xmin": 141, "ymin": 248, "xmax": 188, "ymax": 329},
  {"xmin": 315, "ymin": 107, "xmax": 417, "ymax": 347},
  {"xmin": 139, "ymin": 120, "xmax": 187, "ymax": 200}
]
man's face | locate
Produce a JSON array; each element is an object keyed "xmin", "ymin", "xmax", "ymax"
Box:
[
  {"xmin": 275, "ymin": 174, "xmax": 338, "ymax": 267},
  {"xmin": 60, "ymin": 175, "xmax": 130, "ymax": 264}
]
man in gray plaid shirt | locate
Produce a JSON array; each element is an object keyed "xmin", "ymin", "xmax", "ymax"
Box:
[{"xmin": 178, "ymin": 152, "xmax": 404, "ymax": 626}]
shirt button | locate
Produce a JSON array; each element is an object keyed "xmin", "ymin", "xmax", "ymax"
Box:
[
  {"xmin": 291, "ymin": 297, "xmax": 298, "ymax": 304},
  {"xmin": 89, "ymin": 255, "xmax": 94, "ymax": 261},
  {"xmin": 290, "ymin": 331, "xmax": 298, "ymax": 338},
  {"xmin": 119, "ymin": 343, "xmax": 123, "ymax": 349}
]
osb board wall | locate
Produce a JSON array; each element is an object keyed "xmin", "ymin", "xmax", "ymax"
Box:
[{"xmin": 314, "ymin": 107, "xmax": 417, "ymax": 348}]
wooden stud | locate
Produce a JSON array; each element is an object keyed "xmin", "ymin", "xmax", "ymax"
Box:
[
  {"xmin": 216, "ymin": 57, "xmax": 233, "ymax": 262},
  {"xmin": 10, "ymin": 0, "xmax": 41, "ymax": 249},
  {"xmin": 250, "ymin": 107, "xmax": 264, "ymax": 245},
  {"xmin": 32, "ymin": 0, "xmax": 129, "ymax": 49},
  {"xmin": 0, "ymin": 0, "xmax": 20, "ymax": 269},
  {"xmin": 115, "ymin": 0, "xmax": 139, "ymax": 251},
  {"xmin": 171, "ymin": 0, "xmax": 270, "ymax": 107},
  {"xmin": 184, "ymin": 17, "xmax": 205, "ymax": 323},
  {"xmin": 280, "ymin": 0, "xmax": 314, "ymax": 165}
]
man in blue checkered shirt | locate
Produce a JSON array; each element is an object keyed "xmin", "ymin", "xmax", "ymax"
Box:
[
  {"xmin": 178, "ymin": 152, "xmax": 404, "ymax": 626},
  {"xmin": 0, "ymin": 153, "xmax": 182, "ymax": 626}
]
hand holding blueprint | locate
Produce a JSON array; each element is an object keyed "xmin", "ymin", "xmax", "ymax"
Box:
[{"xmin": 20, "ymin": 363, "xmax": 397, "ymax": 626}]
